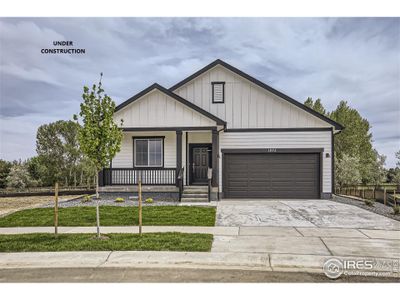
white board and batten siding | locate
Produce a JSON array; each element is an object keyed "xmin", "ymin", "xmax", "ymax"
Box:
[
  {"xmin": 112, "ymin": 131, "xmax": 177, "ymax": 169},
  {"xmin": 173, "ymin": 65, "xmax": 331, "ymax": 129},
  {"xmin": 219, "ymin": 130, "xmax": 332, "ymax": 193},
  {"xmin": 114, "ymin": 89, "xmax": 216, "ymax": 128}
]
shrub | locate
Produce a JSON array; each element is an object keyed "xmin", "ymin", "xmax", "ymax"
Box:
[
  {"xmin": 6, "ymin": 164, "xmax": 37, "ymax": 189},
  {"xmin": 145, "ymin": 198, "xmax": 154, "ymax": 203},
  {"xmin": 115, "ymin": 197, "xmax": 125, "ymax": 203},
  {"xmin": 393, "ymin": 206, "xmax": 399, "ymax": 215},
  {"xmin": 364, "ymin": 199, "xmax": 375, "ymax": 207},
  {"xmin": 81, "ymin": 195, "xmax": 93, "ymax": 203}
]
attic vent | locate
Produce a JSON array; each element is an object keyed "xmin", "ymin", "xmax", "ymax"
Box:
[{"xmin": 212, "ymin": 82, "xmax": 225, "ymax": 103}]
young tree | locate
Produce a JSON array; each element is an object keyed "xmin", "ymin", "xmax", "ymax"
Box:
[
  {"xmin": 335, "ymin": 154, "xmax": 362, "ymax": 187},
  {"xmin": 74, "ymin": 74, "xmax": 123, "ymax": 237},
  {"xmin": 74, "ymin": 74, "xmax": 123, "ymax": 198}
]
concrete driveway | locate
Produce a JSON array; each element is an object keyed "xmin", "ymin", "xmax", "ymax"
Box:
[
  {"xmin": 216, "ymin": 200, "xmax": 400, "ymax": 230},
  {"xmin": 212, "ymin": 200, "xmax": 400, "ymax": 270}
]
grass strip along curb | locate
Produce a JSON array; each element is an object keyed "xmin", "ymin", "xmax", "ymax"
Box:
[
  {"xmin": 0, "ymin": 206, "xmax": 216, "ymax": 227},
  {"xmin": 0, "ymin": 232, "xmax": 213, "ymax": 252}
]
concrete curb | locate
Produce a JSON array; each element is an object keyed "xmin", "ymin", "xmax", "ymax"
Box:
[{"xmin": 0, "ymin": 251, "xmax": 398, "ymax": 278}]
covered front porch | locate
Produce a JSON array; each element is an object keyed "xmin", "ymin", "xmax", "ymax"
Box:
[{"xmin": 99, "ymin": 126, "xmax": 220, "ymax": 201}]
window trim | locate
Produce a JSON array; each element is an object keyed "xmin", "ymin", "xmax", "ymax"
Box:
[
  {"xmin": 132, "ymin": 136, "xmax": 165, "ymax": 168},
  {"xmin": 211, "ymin": 81, "xmax": 225, "ymax": 104}
]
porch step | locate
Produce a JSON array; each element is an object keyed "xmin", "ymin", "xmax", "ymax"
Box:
[
  {"xmin": 181, "ymin": 193, "xmax": 208, "ymax": 198},
  {"xmin": 181, "ymin": 186, "xmax": 209, "ymax": 202},
  {"xmin": 183, "ymin": 189, "xmax": 208, "ymax": 194},
  {"xmin": 180, "ymin": 197, "xmax": 208, "ymax": 203},
  {"xmin": 184, "ymin": 187, "xmax": 208, "ymax": 192}
]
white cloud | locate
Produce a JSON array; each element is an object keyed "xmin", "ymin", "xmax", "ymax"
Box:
[{"xmin": 0, "ymin": 18, "xmax": 399, "ymax": 166}]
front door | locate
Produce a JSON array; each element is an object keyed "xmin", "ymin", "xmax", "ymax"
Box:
[{"xmin": 191, "ymin": 147, "xmax": 209, "ymax": 184}]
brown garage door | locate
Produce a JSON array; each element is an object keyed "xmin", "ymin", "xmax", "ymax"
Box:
[{"xmin": 223, "ymin": 153, "xmax": 320, "ymax": 199}]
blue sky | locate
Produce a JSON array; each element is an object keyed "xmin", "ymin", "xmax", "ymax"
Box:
[{"xmin": 0, "ymin": 18, "xmax": 399, "ymax": 166}]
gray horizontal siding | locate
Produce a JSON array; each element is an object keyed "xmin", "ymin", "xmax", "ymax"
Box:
[{"xmin": 219, "ymin": 130, "xmax": 332, "ymax": 193}]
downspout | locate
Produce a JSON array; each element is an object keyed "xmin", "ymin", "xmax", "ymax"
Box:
[{"xmin": 216, "ymin": 124, "xmax": 226, "ymax": 200}]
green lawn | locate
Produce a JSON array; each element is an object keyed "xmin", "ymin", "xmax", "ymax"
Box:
[
  {"xmin": 0, "ymin": 206, "xmax": 216, "ymax": 227},
  {"xmin": 0, "ymin": 232, "xmax": 213, "ymax": 252}
]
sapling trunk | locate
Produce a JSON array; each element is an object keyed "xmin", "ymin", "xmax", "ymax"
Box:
[
  {"xmin": 95, "ymin": 170, "xmax": 100, "ymax": 238},
  {"xmin": 54, "ymin": 182, "xmax": 59, "ymax": 237},
  {"xmin": 96, "ymin": 170, "xmax": 99, "ymax": 199},
  {"xmin": 96, "ymin": 199, "xmax": 100, "ymax": 238},
  {"xmin": 138, "ymin": 177, "xmax": 142, "ymax": 236}
]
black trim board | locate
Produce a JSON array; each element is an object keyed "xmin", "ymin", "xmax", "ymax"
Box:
[
  {"xmin": 169, "ymin": 59, "xmax": 343, "ymax": 130},
  {"xmin": 122, "ymin": 126, "xmax": 217, "ymax": 132},
  {"xmin": 115, "ymin": 83, "xmax": 226, "ymax": 126},
  {"xmin": 185, "ymin": 132, "xmax": 188, "ymax": 186},
  {"xmin": 221, "ymin": 148, "xmax": 324, "ymax": 154},
  {"xmin": 224, "ymin": 127, "xmax": 332, "ymax": 132}
]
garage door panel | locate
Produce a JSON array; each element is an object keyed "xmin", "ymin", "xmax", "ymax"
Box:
[{"xmin": 223, "ymin": 153, "xmax": 320, "ymax": 199}]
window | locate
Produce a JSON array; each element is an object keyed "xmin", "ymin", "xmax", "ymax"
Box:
[
  {"xmin": 134, "ymin": 138, "xmax": 163, "ymax": 167},
  {"xmin": 212, "ymin": 82, "xmax": 225, "ymax": 103}
]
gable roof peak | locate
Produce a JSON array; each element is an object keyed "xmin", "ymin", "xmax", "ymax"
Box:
[
  {"xmin": 115, "ymin": 82, "xmax": 226, "ymax": 126},
  {"xmin": 169, "ymin": 59, "xmax": 343, "ymax": 130}
]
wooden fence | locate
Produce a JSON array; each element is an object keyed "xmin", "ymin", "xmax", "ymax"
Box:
[
  {"xmin": 336, "ymin": 185, "xmax": 399, "ymax": 207},
  {"xmin": 0, "ymin": 186, "xmax": 95, "ymax": 197}
]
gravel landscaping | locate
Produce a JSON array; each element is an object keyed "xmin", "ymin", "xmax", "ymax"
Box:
[
  {"xmin": 42, "ymin": 198, "xmax": 178, "ymax": 208},
  {"xmin": 332, "ymin": 195, "xmax": 400, "ymax": 221}
]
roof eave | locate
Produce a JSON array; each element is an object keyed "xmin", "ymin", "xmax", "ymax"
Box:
[{"xmin": 115, "ymin": 83, "xmax": 226, "ymax": 126}]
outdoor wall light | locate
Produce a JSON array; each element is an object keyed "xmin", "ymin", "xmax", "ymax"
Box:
[{"xmin": 325, "ymin": 153, "xmax": 331, "ymax": 158}]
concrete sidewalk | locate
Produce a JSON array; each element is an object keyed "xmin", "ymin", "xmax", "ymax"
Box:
[
  {"xmin": 0, "ymin": 226, "xmax": 238, "ymax": 235},
  {"xmin": 0, "ymin": 226, "xmax": 399, "ymax": 239},
  {"xmin": 1, "ymin": 226, "xmax": 399, "ymax": 278}
]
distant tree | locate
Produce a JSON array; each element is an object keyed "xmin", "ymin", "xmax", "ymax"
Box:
[
  {"xmin": 0, "ymin": 159, "xmax": 12, "ymax": 188},
  {"xmin": 363, "ymin": 150, "xmax": 386, "ymax": 185},
  {"xmin": 394, "ymin": 150, "xmax": 400, "ymax": 185},
  {"xmin": 25, "ymin": 156, "xmax": 46, "ymax": 186},
  {"xmin": 330, "ymin": 101, "xmax": 377, "ymax": 184},
  {"xmin": 6, "ymin": 164, "xmax": 37, "ymax": 189},
  {"xmin": 335, "ymin": 154, "xmax": 362, "ymax": 187},
  {"xmin": 304, "ymin": 97, "xmax": 314, "ymax": 108},
  {"xmin": 386, "ymin": 168, "xmax": 398, "ymax": 183},
  {"xmin": 304, "ymin": 97, "xmax": 327, "ymax": 115},
  {"xmin": 36, "ymin": 120, "xmax": 81, "ymax": 186}
]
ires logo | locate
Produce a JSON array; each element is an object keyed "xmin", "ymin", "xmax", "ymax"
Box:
[
  {"xmin": 344, "ymin": 259, "xmax": 374, "ymax": 270},
  {"xmin": 323, "ymin": 258, "xmax": 374, "ymax": 279}
]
